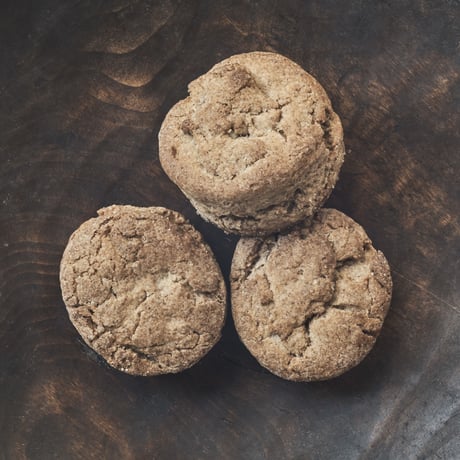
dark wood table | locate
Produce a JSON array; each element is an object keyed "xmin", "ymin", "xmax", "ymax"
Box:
[{"xmin": 1, "ymin": 1, "xmax": 459, "ymax": 458}]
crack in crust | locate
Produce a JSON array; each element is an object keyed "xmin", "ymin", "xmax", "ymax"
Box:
[
  {"xmin": 159, "ymin": 51, "xmax": 345, "ymax": 235},
  {"xmin": 60, "ymin": 205, "xmax": 226, "ymax": 376},
  {"xmin": 231, "ymin": 209, "xmax": 393, "ymax": 381},
  {"xmin": 320, "ymin": 108, "xmax": 334, "ymax": 151}
]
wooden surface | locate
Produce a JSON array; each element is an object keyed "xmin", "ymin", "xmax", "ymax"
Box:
[{"xmin": 1, "ymin": 1, "xmax": 459, "ymax": 459}]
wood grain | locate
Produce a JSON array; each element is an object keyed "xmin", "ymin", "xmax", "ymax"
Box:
[{"xmin": 1, "ymin": 0, "xmax": 459, "ymax": 459}]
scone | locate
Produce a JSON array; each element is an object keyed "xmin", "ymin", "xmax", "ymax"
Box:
[
  {"xmin": 159, "ymin": 51, "xmax": 345, "ymax": 235},
  {"xmin": 231, "ymin": 209, "xmax": 392, "ymax": 381},
  {"xmin": 60, "ymin": 205, "xmax": 226, "ymax": 376}
]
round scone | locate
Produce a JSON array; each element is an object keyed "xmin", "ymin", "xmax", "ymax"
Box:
[
  {"xmin": 231, "ymin": 209, "xmax": 392, "ymax": 381},
  {"xmin": 60, "ymin": 205, "xmax": 226, "ymax": 376},
  {"xmin": 159, "ymin": 51, "xmax": 345, "ymax": 236}
]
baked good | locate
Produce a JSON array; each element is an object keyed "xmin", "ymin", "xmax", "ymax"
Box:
[
  {"xmin": 60, "ymin": 205, "xmax": 226, "ymax": 376},
  {"xmin": 231, "ymin": 208, "xmax": 392, "ymax": 381},
  {"xmin": 159, "ymin": 51, "xmax": 345, "ymax": 235}
]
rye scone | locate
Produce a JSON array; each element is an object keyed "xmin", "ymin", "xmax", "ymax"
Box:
[
  {"xmin": 231, "ymin": 209, "xmax": 392, "ymax": 381},
  {"xmin": 60, "ymin": 205, "xmax": 226, "ymax": 376},
  {"xmin": 159, "ymin": 51, "xmax": 345, "ymax": 236}
]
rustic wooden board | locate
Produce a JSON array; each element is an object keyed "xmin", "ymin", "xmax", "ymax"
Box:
[{"xmin": 1, "ymin": 1, "xmax": 459, "ymax": 459}]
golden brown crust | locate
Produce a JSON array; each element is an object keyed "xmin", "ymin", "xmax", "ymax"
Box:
[
  {"xmin": 60, "ymin": 205, "xmax": 226, "ymax": 376},
  {"xmin": 159, "ymin": 52, "xmax": 345, "ymax": 235},
  {"xmin": 231, "ymin": 209, "xmax": 392, "ymax": 381}
]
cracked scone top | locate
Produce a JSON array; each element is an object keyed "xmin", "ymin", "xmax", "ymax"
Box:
[
  {"xmin": 159, "ymin": 52, "xmax": 345, "ymax": 235},
  {"xmin": 231, "ymin": 209, "xmax": 392, "ymax": 381},
  {"xmin": 60, "ymin": 205, "xmax": 226, "ymax": 376}
]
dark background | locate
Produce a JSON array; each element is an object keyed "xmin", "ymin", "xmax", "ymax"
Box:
[{"xmin": 1, "ymin": 1, "xmax": 459, "ymax": 459}]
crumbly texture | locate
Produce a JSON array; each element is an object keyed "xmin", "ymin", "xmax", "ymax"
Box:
[
  {"xmin": 60, "ymin": 205, "xmax": 226, "ymax": 376},
  {"xmin": 159, "ymin": 51, "xmax": 345, "ymax": 235},
  {"xmin": 231, "ymin": 209, "xmax": 392, "ymax": 381}
]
